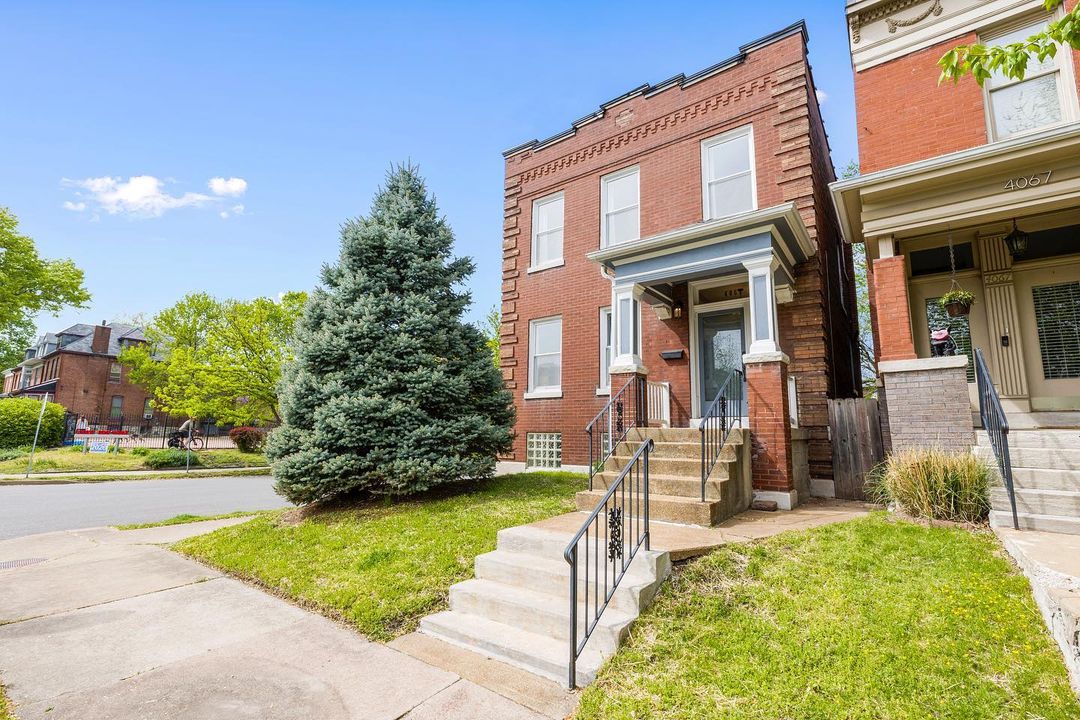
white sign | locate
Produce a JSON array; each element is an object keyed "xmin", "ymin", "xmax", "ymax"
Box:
[{"xmin": 86, "ymin": 438, "xmax": 112, "ymax": 454}]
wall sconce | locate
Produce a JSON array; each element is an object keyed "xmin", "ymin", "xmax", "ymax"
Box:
[
  {"xmin": 672, "ymin": 301, "xmax": 684, "ymax": 319},
  {"xmin": 1003, "ymin": 219, "xmax": 1029, "ymax": 259}
]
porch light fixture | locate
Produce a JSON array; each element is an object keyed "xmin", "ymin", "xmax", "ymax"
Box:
[
  {"xmin": 672, "ymin": 301, "xmax": 684, "ymax": 319},
  {"xmin": 1003, "ymin": 219, "xmax": 1029, "ymax": 260}
]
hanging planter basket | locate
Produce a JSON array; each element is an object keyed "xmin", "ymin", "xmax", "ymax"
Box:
[
  {"xmin": 945, "ymin": 299, "xmax": 972, "ymax": 317},
  {"xmin": 940, "ymin": 290, "xmax": 975, "ymax": 317}
]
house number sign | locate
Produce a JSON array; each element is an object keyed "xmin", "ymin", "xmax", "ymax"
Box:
[{"xmin": 1003, "ymin": 171, "xmax": 1052, "ymax": 191}]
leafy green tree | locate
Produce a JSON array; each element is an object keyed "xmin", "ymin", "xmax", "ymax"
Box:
[
  {"xmin": 122, "ymin": 291, "xmax": 305, "ymax": 424},
  {"xmin": 940, "ymin": 0, "xmax": 1079, "ymax": 84},
  {"xmin": 267, "ymin": 165, "xmax": 514, "ymax": 504},
  {"xmin": 0, "ymin": 207, "xmax": 90, "ymax": 368},
  {"xmin": 839, "ymin": 160, "xmax": 878, "ymax": 397},
  {"xmin": 481, "ymin": 305, "xmax": 501, "ymax": 369}
]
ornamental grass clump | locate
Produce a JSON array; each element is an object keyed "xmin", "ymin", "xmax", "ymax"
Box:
[{"xmin": 869, "ymin": 448, "xmax": 992, "ymax": 523}]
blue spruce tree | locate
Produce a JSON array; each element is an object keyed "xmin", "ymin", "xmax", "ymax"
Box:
[{"xmin": 268, "ymin": 165, "xmax": 514, "ymax": 503}]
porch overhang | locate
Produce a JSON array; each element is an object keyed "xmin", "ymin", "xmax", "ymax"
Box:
[
  {"xmin": 830, "ymin": 122, "xmax": 1080, "ymax": 248},
  {"xmin": 585, "ymin": 202, "xmax": 815, "ymax": 291}
]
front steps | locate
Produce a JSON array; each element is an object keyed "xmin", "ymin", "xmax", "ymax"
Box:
[
  {"xmin": 979, "ymin": 429, "xmax": 1080, "ymax": 534},
  {"xmin": 575, "ymin": 426, "xmax": 751, "ymax": 526},
  {"xmin": 420, "ymin": 524, "xmax": 671, "ymax": 686}
]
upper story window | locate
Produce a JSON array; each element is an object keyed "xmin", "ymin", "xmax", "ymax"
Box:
[
  {"xmin": 530, "ymin": 192, "xmax": 564, "ymax": 271},
  {"xmin": 983, "ymin": 17, "xmax": 1076, "ymax": 141},
  {"xmin": 527, "ymin": 316, "xmax": 562, "ymax": 397},
  {"xmin": 108, "ymin": 362, "xmax": 122, "ymax": 383},
  {"xmin": 702, "ymin": 126, "xmax": 756, "ymax": 219},
  {"xmin": 601, "ymin": 166, "xmax": 639, "ymax": 247}
]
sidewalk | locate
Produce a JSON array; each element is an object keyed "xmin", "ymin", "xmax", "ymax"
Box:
[
  {"xmin": 0, "ymin": 521, "xmax": 547, "ymax": 719},
  {"xmin": 0, "ymin": 466, "xmax": 271, "ymax": 484}
]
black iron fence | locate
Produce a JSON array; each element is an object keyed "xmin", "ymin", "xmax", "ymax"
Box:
[
  {"xmin": 585, "ymin": 375, "xmax": 646, "ymax": 489},
  {"xmin": 564, "ymin": 437, "xmax": 652, "ymax": 689},
  {"xmin": 974, "ymin": 348, "xmax": 1019, "ymax": 530},
  {"xmin": 63, "ymin": 411, "xmax": 276, "ymax": 450},
  {"xmin": 700, "ymin": 369, "xmax": 743, "ymax": 501}
]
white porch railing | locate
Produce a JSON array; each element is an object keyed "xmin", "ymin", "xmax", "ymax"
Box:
[{"xmin": 646, "ymin": 380, "xmax": 671, "ymax": 427}]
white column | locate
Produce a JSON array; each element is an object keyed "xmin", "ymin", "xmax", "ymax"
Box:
[
  {"xmin": 610, "ymin": 283, "xmax": 647, "ymax": 375},
  {"xmin": 743, "ymin": 255, "xmax": 780, "ymax": 355}
]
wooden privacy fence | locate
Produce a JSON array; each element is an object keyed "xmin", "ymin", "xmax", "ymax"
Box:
[{"xmin": 828, "ymin": 398, "xmax": 885, "ymax": 500}]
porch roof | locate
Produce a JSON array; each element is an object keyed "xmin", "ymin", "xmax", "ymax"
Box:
[{"xmin": 585, "ymin": 202, "xmax": 815, "ymax": 288}]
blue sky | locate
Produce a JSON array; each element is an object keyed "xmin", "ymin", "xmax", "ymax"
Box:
[{"xmin": 1, "ymin": 1, "xmax": 858, "ymax": 333}]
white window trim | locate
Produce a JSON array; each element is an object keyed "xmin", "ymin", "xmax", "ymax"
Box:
[
  {"xmin": 525, "ymin": 316, "xmax": 562, "ymax": 399},
  {"xmin": 700, "ymin": 124, "xmax": 757, "ymax": 221},
  {"xmin": 598, "ymin": 306, "xmax": 612, "ymax": 395},
  {"xmin": 600, "ymin": 165, "xmax": 640, "ymax": 248},
  {"xmin": 980, "ymin": 11, "xmax": 1080, "ymax": 142},
  {"xmin": 529, "ymin": 191, "xmax": 565, "ymax": 273}
]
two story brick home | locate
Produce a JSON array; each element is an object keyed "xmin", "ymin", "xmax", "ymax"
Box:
[
  {"xmin": 499, "ymin": 21, "xmax": 860, "ymax": 511},
  {"xmin": 831, "ymin": 0, "xmax": 1080, "ymax": 532}
]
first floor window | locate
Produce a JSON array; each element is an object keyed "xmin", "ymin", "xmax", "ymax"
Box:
[
  {"xmin": 599, "ymin": 307, "xmax": 613, "ymax": 391},
  {"xmin": 1033, "ymin": 281, "xmax": 1080, "ymax": 379},
  {"xmin": 526, "ymin": 432, "xmax": 562, "ymax": 468},
  {"xmin": 108, "ymin": 362, "xmax": 122, "ymax": 383},
  {"xmin": 143, "ymin": 398, "xmax": 154, "ymax": 418},
  {"xmin": 528, "ymin": 316, "xmax": 562, "ymax": 394},
  {"xmin": 110, "ymin": 395, "xmax": 123, "ymax": 419},
  {"xmin": 926, "ymin": 299, "xmax": 975, "ymax": 383}
]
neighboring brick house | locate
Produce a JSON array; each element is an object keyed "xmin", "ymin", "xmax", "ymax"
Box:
[
  {"xmin": 500, "ymin": 21, "xmax": 861, "ymax": 508},
  {"xmin": 1, "ymin": 322, "xmax": 153, "ymax": 421},
  {"xmin": 832, "ymin": 0, "xmax": 1080, "ymax": 439}
]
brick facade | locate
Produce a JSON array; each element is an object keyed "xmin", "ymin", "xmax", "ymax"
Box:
[
  {"xmin": 880, "ymin": 358, "xmax": 974, "ymax": 451},
  {"xmin": 501, "ymin": 24, "xmax": 860, "ymax": 474},
  {"xmin": 745, "ymin": 358, "xmax": 794, "ymax": 493},
  {"xmin": 871, "ymin": 255, "xmax": 917, "ymax": 363}
]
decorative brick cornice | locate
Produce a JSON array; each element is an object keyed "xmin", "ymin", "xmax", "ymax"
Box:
[
  {"xmin": 849, "ymin": 0, "xmax": 941, "ymax": 43},
  {"xmin": 512, "ymin": 77, "xmax": 771, "ymax": 186}
]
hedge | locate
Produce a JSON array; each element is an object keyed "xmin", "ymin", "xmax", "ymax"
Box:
[{"xmin": 0, "ymin": 398, "xmax": 66, "ymax": 449}]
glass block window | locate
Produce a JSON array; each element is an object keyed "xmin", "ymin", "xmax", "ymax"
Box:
[
  {"xmin": 1032, "ymin": 281, "xmax": 1080, "ymax": 379},
  {"xmin": 526, "ymin": 432, "xmax": 562, "ymax": 469},
  {"xmin": 926, "ymin": 299, "xmax": 975, "ymax": 383}
]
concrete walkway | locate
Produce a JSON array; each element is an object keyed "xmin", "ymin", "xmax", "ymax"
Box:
[
  {"xmin": 0, "ymin": 467, "xmax": 271, "ymax": 484},
  {"xmin": 0, "ymin": 520, "xmax": 547, "ymax": 720}
]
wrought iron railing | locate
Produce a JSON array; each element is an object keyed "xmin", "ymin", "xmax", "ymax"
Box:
[
  {"xmin": 974, "ymin": 348, "xmax": 1019, "ymax": 530},
  {"xmin": 563, "ymin": 437, "xmax": 652, "ymax": 689},
  {"xmin": 700, "ymin": 370, "xmax": 743, "ymax": 502},
  {"xmin": 585, "ymin": 375, "xmax": 646, "ymax": 490}
]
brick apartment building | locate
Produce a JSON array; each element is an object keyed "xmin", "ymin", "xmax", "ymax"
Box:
[
  {"xmin": 1, "ymin": 322, "xmax": 153, "ymax": 420},
  {"xmin": 499, "ymin": 21, "xmax": 861, "ymax": 508},
  {"xmin": 831, "ymin": 0, "xmax": 1080, "ymax": 531}
]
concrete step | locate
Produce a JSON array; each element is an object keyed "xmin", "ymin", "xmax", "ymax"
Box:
[
  {"xmin": 576, "ymin": 489, "xmax": 722, "ymax": 526},
  {"xmin": 630, "ymin": 427, "xmax": 701, "ymax": 443},
  {"xmin": 473, "ymin": 549, "xmax": 665, "ymax": 614},
  {"xmin": 977, "ymin": 429, "xmax": 1080, "ymax": 450},
  {"xmin": 602, "ymin": 453, "xmax": 708, "ymax": 477},
  {"xmin": 1010, "ymin": 467, "xmax": 1080, "ymax": 492},
  {"xmin": 448, "ymin": 578, "xmax": 635, "ymax": 653},
  {"xmin": 592, "ymin": 471, "xmax": 724, "ymax": 500},
  {"xmin": 976, "ymin": 445, "xmax": 1080, "ymax": 471},
  {"xmin": 420, "ymin": 610, "xmax": 604, "ymax": 687},
  {"xmin": 992, "ymin": 487, "xmax": 1080, "ymax": 517},
  {"xmin": 990, "ymin": 510, "xmax": 1080, "ymax": 535},
  {"xmin": 611, "ymin": 440, "xmax": 700, "ymax": 459}
]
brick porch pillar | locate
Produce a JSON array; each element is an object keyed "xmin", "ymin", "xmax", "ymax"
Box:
[
  {"xmin": 744, "ymin": 351, "xmax": 796, "ymax": 509},
  {"xmin": 872, "ymin": 254, "xmax": 917, "ymax": 362},
  {"xmin": 608, "ymin": 370, "xmax": 648, "ymax": 433}
]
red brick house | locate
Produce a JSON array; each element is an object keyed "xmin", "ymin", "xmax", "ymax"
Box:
[
  {"xmin": 499, "ymin": 21, "xmax": 861, "ymax": 512},
  {"xmin": 831, "ymin": 0, "xmax": 1080, "ymax": 532},
  {"xmin": 2, "ymin": 322, "xmax": 153, "ymax": 421}
]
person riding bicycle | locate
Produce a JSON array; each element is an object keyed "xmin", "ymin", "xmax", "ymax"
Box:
[{"xmin": 169, "ymin": 418, "xmax": 198, "ymax": 448}]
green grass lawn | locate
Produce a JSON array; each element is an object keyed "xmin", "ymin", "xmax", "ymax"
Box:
[
  {"xmin": 175, "ymin": 471, "xmax": 584, "ymax": 640},
  {"xmin": 578, "ymin": 514, "xmax": 1080, "ymax": 720},
  {"xmin": 0, "ymin": 685, "xmax": 12, "ymax": 720},
  {"xmin": 117, "ymin": 511, "xmax": 263, "ymax": 530},
  {"xmin": 0, "ymin": 447, "xmax": 267, "ymax": 474}
]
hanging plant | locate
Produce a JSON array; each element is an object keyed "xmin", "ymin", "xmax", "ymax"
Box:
[{"xmin": 940, "ymin": 289, "xmax": 975, "ymax": 317}]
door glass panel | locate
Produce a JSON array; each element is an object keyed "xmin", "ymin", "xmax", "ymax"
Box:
[{"xmin": 699, "ymin": 309, "xmax": 746, "ymax": 411}]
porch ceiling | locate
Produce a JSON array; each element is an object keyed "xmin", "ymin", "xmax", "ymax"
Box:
[{"xmin": 586, "ymin": 202, "xmax": 814, "ymax": 287}]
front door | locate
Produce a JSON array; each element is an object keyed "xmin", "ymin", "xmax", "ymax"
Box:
[{"xmin": 699, "ymin": 308, "xmax": 746, "ymax": 412}]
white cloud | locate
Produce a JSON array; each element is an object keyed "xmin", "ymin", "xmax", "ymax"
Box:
[
  {"xmin": 219, "ymin": 203, "xmax": 245, "ymax": 219},
  {"xmin": 208, "ymin": 177, "xmax": 248, "ymax": 197},
  {"xmin": 816, "ymin": 89, "xmax": 829, "ymax": 105},
  {"xmin": 63, "ymin": 201, "xmax": 86, "ymax": 212},
  {"xmin": 64, "ymin": 175, "xmax": 211, "ymax": 218}
]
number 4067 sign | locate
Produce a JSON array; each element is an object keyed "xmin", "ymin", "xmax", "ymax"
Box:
[{"xmin": 1004, "ymin": 171, "xmax": 1052, "ymax": 190}]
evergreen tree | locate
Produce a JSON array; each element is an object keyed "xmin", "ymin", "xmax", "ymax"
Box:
[{"xmin": 268, "ymin": 165, "xmax": 514, "ymax": 504}]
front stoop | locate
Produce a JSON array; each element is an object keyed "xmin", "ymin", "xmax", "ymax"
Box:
[
  {"xmin": 979, "ymin": 429, "xmax": 1080, "ymax": 535},
  {"xmin": 419, "ymin": 525, "xmax": 671, "ymax": 687},
  {"xmin": 575, "ymin": 427, "xmax": 752, "ymax": 527}
]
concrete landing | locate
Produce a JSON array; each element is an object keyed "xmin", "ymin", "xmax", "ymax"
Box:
[{"xmin": 530, "ymin": 498, "xmax": 874, "ymax": 561}]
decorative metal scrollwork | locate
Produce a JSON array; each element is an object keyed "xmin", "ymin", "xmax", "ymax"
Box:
[
  {"xmin": 615, "ymin": 401, "xmax": 624, "ymax": 436},
  {"xmin": 607, "ymin": 506, "xmax": 623, "ymax": 560}
]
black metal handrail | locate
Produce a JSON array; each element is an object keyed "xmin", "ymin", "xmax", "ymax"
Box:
[
  {"xmin": 563, "ymin": 437, "xmax": 652, "ymax": 689},
  {"xmin": 585, "ymin": 375, "xmax": 646, "ymax": 490},
  {"xmin": 974, "ymin": 348, "xmax": 1019, "ymax": 530},
  {"xmin": 700, "ymin": 370, "xmax": 743, "ymax": 502}
]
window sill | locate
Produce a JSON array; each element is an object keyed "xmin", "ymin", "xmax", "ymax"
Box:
[
  {"xmin": 527, "ymin": 260, "xmax": 565, "ymax": 274},
  {"xmin": 524, "ymin": 389, "xmax": 562, "ymax": 400},
  {"xmin": 596, "ymin": 387, "xmax": 610, "ymax": 396}
]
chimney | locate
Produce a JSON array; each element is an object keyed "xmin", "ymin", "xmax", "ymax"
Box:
[{"xmin": 91, "ymin": 322, "xmax": 112, "ymax": 355}]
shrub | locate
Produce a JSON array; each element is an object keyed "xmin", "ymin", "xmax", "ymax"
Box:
[
  {"xmin": 0, "ymin": 448, "xmax": 27, "ymax": 461},
  {"xmin": 0, "ymin": 398, "xmax": 65, "ymax": 449},
  {"xmin": 144, "ymin": 449, "xmax": 201, "ymax": 469},
  {"xmin": 131, "ymin": 446, "xmax": 151, "ymax": 456},
  {"xmin": 868, "ymin": 448, "xmax": 992, "ymax": 523},
  {"xmin": 229, "ymin": 426, "xmax": 267, "ymax": 453}
]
